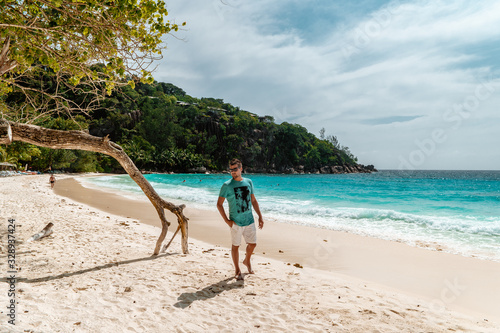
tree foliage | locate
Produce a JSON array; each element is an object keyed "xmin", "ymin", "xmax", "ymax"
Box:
[
  {"xmin": 0, "ymin": 0, "xmax": 184, "ymax": 122},
  {"xmin": 3, "ymin": 79, "xmax": 362, "ymax": 173},
  {"xmin": 0, "ymin": 0, "xmax": 363, "ymax": 174},
  {"xmin": 0, "ymin": 0, "xmax": 191, "ymax": 255}
]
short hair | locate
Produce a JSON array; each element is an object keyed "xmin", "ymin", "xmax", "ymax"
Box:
[{"xmin": 229, "ymin": 158, "xmax": 242, "ymax": 168}]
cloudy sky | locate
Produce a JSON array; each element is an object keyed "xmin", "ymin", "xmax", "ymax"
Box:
[{"xmin": 156, "ymin": 0, "xmax": 500, "ymax": 170}]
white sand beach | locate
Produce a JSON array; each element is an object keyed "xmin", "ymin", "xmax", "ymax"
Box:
[{"xmin": 1, "ymin": 174, "xmax": 499, "ymax": 332}]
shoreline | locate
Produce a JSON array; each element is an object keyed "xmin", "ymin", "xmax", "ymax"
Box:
[
  {"xmin": 56, "ymin": 175, "xmax": 500, "ymax": 323},
  {"xmin": 75, "ymin": 170, "xmax": 500, "ymax": 263},
  {"xmin": 1, "ymin": 174, "xmax": 499, "ymax": 331}
]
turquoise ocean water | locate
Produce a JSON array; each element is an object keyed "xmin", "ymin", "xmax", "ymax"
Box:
[{"xmin": 81, "ymin": 170, "xmax": 500, "ymax": 262}]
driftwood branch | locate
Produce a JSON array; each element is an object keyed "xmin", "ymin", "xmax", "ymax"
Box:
[
  {"xmin": 0, "ymin": 121, "xmax": 12, "ymax": 144},
  {"xmin": 161, "ymin": 225, "xmax": 181, "ymax": 253},
  {"xmin": 28, "ymin": 222, "xmax": 54, "ymax": 242},
  {"xmin": 1, "ymin": 120, "xmax": 189, "ymax": 255}
]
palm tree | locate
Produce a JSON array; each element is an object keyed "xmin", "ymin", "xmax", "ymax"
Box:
[{"xmin": 0, "ymin": 146, "xmax": 18, "ymax": 164}]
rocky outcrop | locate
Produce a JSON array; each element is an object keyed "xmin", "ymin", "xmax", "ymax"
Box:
[
  {"xmin": 243, "ymin": 163, "xmax": 377, "ymax": 175},
  {"xmin": 301, "ymin": 164, "xmax": 378, "ymax": 174},
  {"xmin": 187, "ymin": 166, "xmax": 207, "ymax": 173}
]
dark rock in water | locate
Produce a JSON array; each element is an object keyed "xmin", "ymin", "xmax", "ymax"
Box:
[{"xmin": 364, "ymin": 164, "xmax": 377, "ymax": 172}]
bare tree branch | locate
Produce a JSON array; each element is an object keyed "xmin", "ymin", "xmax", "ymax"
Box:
[{"xmin": 1, "ymin": 120, "xmax": 189, "ymax": 255}]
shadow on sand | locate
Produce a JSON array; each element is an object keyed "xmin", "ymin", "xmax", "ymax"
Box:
[
  {"xmin": 0, "ymin": 253, "xmax": 175, "ymax": 284},
  {"xmin": 174, "ymin": 275, "xmax": 247, "ymax": 309}
]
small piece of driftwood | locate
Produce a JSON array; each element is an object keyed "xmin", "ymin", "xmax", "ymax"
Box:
[{"xmin": 27, "ymin": 223, "xmax": 54, "ymax": 242}]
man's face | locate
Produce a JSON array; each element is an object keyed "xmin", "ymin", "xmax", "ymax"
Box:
[{"xmin": 229, "ymin": 164, "xmax": 242, "ymax": 179}]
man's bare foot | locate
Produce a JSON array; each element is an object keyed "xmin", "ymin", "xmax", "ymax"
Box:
[
  {"xmin": 242, "ymin": 259, "xmax": 254, "ymax": 274},
  {"xmin": 235, "ymin": 269, "xmax": 244, "ymax": 280}
]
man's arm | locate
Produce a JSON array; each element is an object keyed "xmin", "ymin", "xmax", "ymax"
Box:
[
  {"xmin": 217, "ymin": 196, "xmax": 233, "ymax": 227},
  {"xmin": 251, "ymin": 194, "xmax": 264, "ymax": 229}
]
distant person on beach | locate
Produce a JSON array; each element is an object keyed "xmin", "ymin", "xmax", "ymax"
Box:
[
  {"xmin": 49, "ymin": 174, "xmax": 56, "ymax": 189},
  {"xmin": 217, "ymin": 158, "xmax": 264, "ymax": 280}
]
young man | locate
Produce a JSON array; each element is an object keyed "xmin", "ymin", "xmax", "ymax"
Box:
[{"xmin": 217, "ymin": 158, "xmax": 264, "ymax": 280}]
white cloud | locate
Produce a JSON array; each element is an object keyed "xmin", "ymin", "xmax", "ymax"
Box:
[{"xmin": 158, "ymin": 0, "xmax": 500, "ymax": 170}]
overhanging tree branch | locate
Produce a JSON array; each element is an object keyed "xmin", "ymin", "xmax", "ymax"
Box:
[
  {"xmin": 0, "ymin": 0, "xmax": 189, "ymax": 256},
  {"xmin": 1, "ymin": 120, "xmax": 189, "ymax": 255},
  {"xmin": 0, "ymin": 37, "xmax": 17, "ymax": 75}
]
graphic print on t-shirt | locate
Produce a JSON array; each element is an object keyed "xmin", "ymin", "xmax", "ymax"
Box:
[{"xmin": 233, "ymin": 186, "xmax": 250, "ymax": 214}]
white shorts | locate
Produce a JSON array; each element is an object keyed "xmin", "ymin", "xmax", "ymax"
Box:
[{"xmin": 231, "ymin": 223, "xmax": 257, "ymax": 247}]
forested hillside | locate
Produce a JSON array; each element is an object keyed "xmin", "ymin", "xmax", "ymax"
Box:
[{"xmin": 1, "ymin": 81, "xmax": 376, "ymax": 174}]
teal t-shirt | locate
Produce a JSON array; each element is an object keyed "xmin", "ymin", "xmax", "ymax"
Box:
[{"xmin": 219, "ymin": 177, "xmax": 255, "ymax": 226}]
